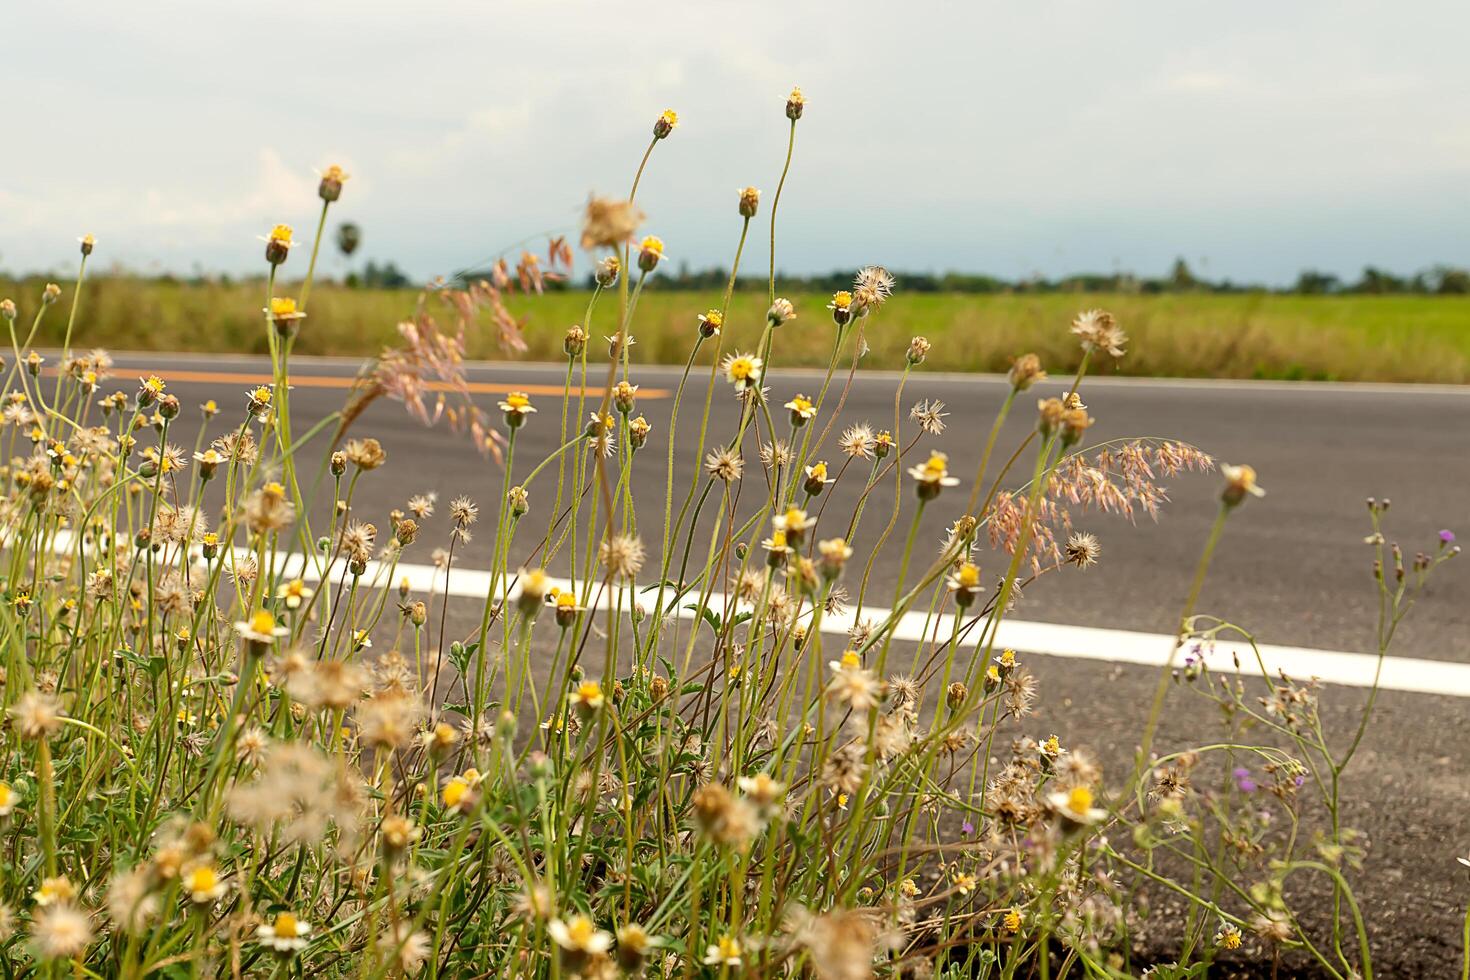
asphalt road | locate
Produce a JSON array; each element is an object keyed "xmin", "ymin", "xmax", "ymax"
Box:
[{"xmin": 96, "ymin": 351, "xmax": 1470, "ymax": 974}]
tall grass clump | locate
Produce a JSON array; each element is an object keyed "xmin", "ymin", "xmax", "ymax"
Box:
[{"xmin": 0, "ymin": 93, "xmax": 1460, "ymax": 979}]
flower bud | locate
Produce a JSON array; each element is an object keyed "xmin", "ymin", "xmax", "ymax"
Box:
[
  {"xmin": 157, "ymin": 394, "xmax": 180, "ymax": 420},
  {"xmin": 42, "ymin": 283, "xmax": 62, "ymax": 305},
  {"xmin": 612, "ymin": 380, "xmax": 638, "ymax": 414},
  {"xmin": 906, "ymin": 336, "xmax": 931, "ymax": 366},
  {"xmin": 767, "ymin": 297, "xmax": 796, "ymax": 328},
  {"xmin": 786, "ymin": 86, "xmax": 806, "ymax": 120},
  {"xmin": 697, "ymin": 309, "xmax": 723, "ymax": 338},
  {"xmin": 0, "ymin": 299, "xmax": 14, "ymax": 321},
  {"xmin": 946, "ymin": 682, "xmax": 968, "ymax": 711},
  {"xmin": 595, "ymin": 256, "xmax": 621, "ymax": 288},
  {"xmin": 563, "ymin": 325, "xmax": 587, "ymax": 357},
  {"xmin": 496, "ymin": 709, "xmax": 518, "ymax": 742},
  {"xmin": 1008, "ymin": 353, "xmax": 1046, "ymax": 391},
  {"xmin": 318, "ymin": 164, "xmax": 348, "ymax": 202},
  {"xmin": 264, "ymin": 225, "xmax": 293, "ymax": 265},
  {"xmin": 410, "ymin": 601, "xmax": 428, "ymax": 627},
  {"xmin": 330, "ymin": 451, "xmax": 347, "ymax": 476},
  {"xmin": 507, "ymin": 485, "xmax": 529, "ymax": 517},
  {"xmin": 26, "ymin": 352, "xmax": 43, "ymax": 377},
  {"xmin": 653, "ymin": 108, "xmax": 678, "ymax": 139},
  {"xmin": 395, "ymin": 518, "xmax": 419, "ymax": 546},
  {"xmin": 738, "ymin": 186, "xmax": 760, "ymax": 218},
  {"xmin": 637, "ymin": 236, "xmax": 665, "ymax": 273},
  {"xmin": 79, "ymin": 235, "xmax": 96, "ymax": 257},
  {"xmin": 628, "ymin": 416, "xmax": 651, "ymax": 450}
]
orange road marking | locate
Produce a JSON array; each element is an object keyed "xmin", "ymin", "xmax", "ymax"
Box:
[{"xmin": 52, "ymin": 367, "xmax": 669, "ymax": 399}]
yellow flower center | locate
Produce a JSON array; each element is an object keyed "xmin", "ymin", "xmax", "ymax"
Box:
[
  {"xmin": 832, "ymin": 290, "xmax": 852, "ymax": 308},
  {"xmin": 269, "ymin": 224, "xmax": 293, "ymax": 244},
  {"xmin": 203, "ymin": 400, "xmax": 218, "ymax": 413},
  {"xmin": 249, "ymin": 611, "xmax": 277, "ymax": 635},
  {"xmin": 718, "ymin": 936, "xmax": 740, "ymax": 958},
  {"xmin": 251, "ymin": 386, "xmax": 273, "ymax": 404},
  {"xmin": 322, "ymin": 164, "xmax": 346, "ymax": 182},
  {"xmin": 729, "ymin": 358, "xmax": 754, "ymax": 380},
  {"xmin": 264, "ymin": 482, "xmax": 286, "ymax": 498},
  {"xmin": 1003, "ymin": 909, "xmax": 1022, "ymax": 931},
  {"xmin": 923, "ymin": 452, "xmax": 949, "ymax": 477},
  {"xmin": 659, "ymin": 109, "xmax": 678, "ymax": 128},
  {"xmin": 1043, "ymin": 735, "xmax": 1060, "ymax": 754},
  {"xmin": 840, "ymin": 650, "xmax": 861, "ymax": 669},
  {"xmin": 791, "ymin": 396, "xmax": 812, "ymax": 412},
  {"xmin": 556, "ymin": 592, "xmax": 578, "ymax": 610},
  {"xmin": 808, "ymin": 462, "xmax": 827, "ymax": 480},
  {"xmin": 442, "ymin": 777, "xmax": 470, "ymax": 809},
  {"xmin": 1000, "ymin": 649, "xmax": 1016, "ymax": 667},
  {"xmin": 270, "ymin": 297, "xmax": 298, "ymax": 317},
  {"xmin": 0, "ymin": 782, "xmax": 11, "ymax": 807},
  {"xmin": 769, "ymin": 530, "xmax": 787, "ymax": 549},
  {"xmin": 640, "ymin": 235, "xmax": 665, "ymax": 256},
  {"xmin": 505, "ymin": 392, "xmax": 530, "ymax": 409},
  {"xmin": 958, "ymin": 563, "xmax": 980, "ymax": 587},
  {"xmin": 1067, "ymin": 786, "xmax": 1094, "ymax": 813},
  {"xmin": 568, "ymin": 916, "xmax": 595, "ymax": 946},
  {"xmin": 188, "ymin": 866, "xmax": 219, "ymax": 892},
  {"xmin": 703, "ymin": 309, "xmax": 723, "ymax": 326},
  {"xmin": 272, "ymin": 912, "xmax": 299, "ymax": 936},
  {"xmin": 986, "ymin": 665, "xmax": 1001, "ymax": 684},
  {"xmin": 783, "ymin": 508, "xmax": 806, "ymax": 527},
  {"xmin": 576, "ymin": 680, "xmax": 603, "ymax": 704},
  {"xmin": 203, "ymin": 533, "xmax": 218, "ymax": 546},
  {"xmin": 143, "ymin": 376, "xmax": 166, "ymax": 394}
]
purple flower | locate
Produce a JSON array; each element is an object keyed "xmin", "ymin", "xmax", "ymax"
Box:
[
  {"xmin": 961, "ymin": 819, "xmax": 975, "ymax": 836},
  {"xmin": 1440, "ymin": 529, "xmax": 1456, "ymax": 545},
  {"xmin": 1233, "ymin": 767, "xmax": 1257, "ymax": 793},
  {"xmin": 1294, "ymin": 774, "xmax": 1305, "ymax": 788}
]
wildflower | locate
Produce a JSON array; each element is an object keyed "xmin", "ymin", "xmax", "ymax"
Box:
[
  {"xmin": 1071, "ymin": 308, "xmax": 1127, "ymax": 358},
  {"xmin": 637, "ymin": 235, "xmax": 665, "ymax": 273},
  {"xmin": 628, "ymin": 415, "xmax": 651, "ymax": 450},
  {"xmin": 553, "ymin": 590, "xmax": 583, "ymax": 629},
  {"xmin": 563, "ymin": 324, "xmax": 587, "ymax": 356},
  {"xmin": 907, "ymin": 451, "xmax": 960, "ymax": 500},
  {"xmin": 828, "ymin": 290, "xmax": 853, "ymax": 326},
  {"xmin": 594, "ymin": 255, "xmax": 622, "ymax": 287},
  {"xmin": 697, "ymin": 309, "xmax": 723, "ymax": 338},
  {"xmin": 581, "ymin": 196, "xmax": 643, "ymax": 251},
  {"xmin": 262, "ymin": 224, "xmax": 296, "ymax": 265},
  {"xmin": 1065, "ymin": 532, "xmax": 1101, "ymax": 568},
  {"xmin": 31, "ymin": 904, "xmax": 93, "ymax": 960},
  {"xmin": 1037, "ymin": 396, "xmax": 1067, "ymax": 437},
  {"xmin": 947, "ymin": 561, "xmax": 982, "ymax": 607},
  {"xmin": 785, "ymin": 393, "xmax": 817, "ymax": 426},
  {"xmin": 257, "ymin": 910, "xmax": 311, "ymax": 953},
  {"xmin": 817, "ymin": 537, "xmax": 852, "ymax": 578},
  {"xmin": 344, "ymin": 437, "xmax": 387, "ymax": 470},
  {"xmin": 1233, "ymin": 767, "xmax": 1257, "ymax": 793},
  {"xmin": 498, "ymin": 390, "xmax": 537, "ymax": 427},
  {"xmin": 34, "ymin": 877, "xmax": 77, "ymax": 906},
  {"xmin": 570, "ymin": 679, "xmax": 606, "ymax": 714},
  {"xmin": 277, "ymin": 579, "xmax": 313, "ymax": 610},
  {"xmin": 1440, "ymin": 529, "xmax": 1456, "ymax": 545},
  {"xmin": 851, "ymin": 266, "xmax": 895, "ymax": 315},
  {"xmin": 773, "ymin": 507, "xmax": 815, "ymax": 543},
  {"xmin": 767, "ymin": 297, "xmax": 797, "ymax": 327},
  {"xmin": 378, "ymin": 926, "xmax": 431, "ymax": 973},
  {"xmin": 827, "ymin": 656, "xmax": 883, "ymax": 711},
  {"xmin": 703, "ymin": 934, "xmax": 743, "ymax": 967},
  {"xmin": 1049, "ymin": 784, "xmax": 1107, "ymax": 827},
  {"xmin": 737, "ymin": 772, "xmax": 787, "ymax": 814},
  {"xmin": 450, "ymin": 495, "xmax": 479, "ymax": 531},
  {"xmin": 266, "ymin": 296, "xmax": 306, "ymax": 333},
  {"xmin": 11, "ymin": 692, "xmax": 63, "ymax": 739},
  {"xmin": 235, "ymin": 609, "xmax": 288, "ymax": 645},
  {"xmin": 786, "ymin": 86, "xmax": 806, "ymax": 119},
  {"xmin": 1221, "ymin": 463, "xmax": 1265, "ymax": 507},
  {"xmin": 1003, "ymin": 909, "xmax": 1023, "ymax": 933},
  {"xmin": 381, "ymin": 816, "xmax": 422, "ymax": 851},
  {"xmin": 616, "ymin": 923, "xmax": 658, "ymax": 972},
  {"xmin": 441, "ymin": 774, "xmax": 478, "ymax": 813},
  {"xmin": 612, "ymin": 380, "xmax": 638, "ymax": 414},
  {"xmin": 1009, "ymin": 352, "xmax": 1047, "ymax": 390},
  {"xmin": 599, "ymin": 534, "xmax": 645, "ymax": 579},
  {"xmin": 722, "ymin": 351, "xmax": 763, "ymax": 388},
  {"xmin": 317, "ymin": 163, "xmax": 349, "ymax": 202},
  {"xmin": 0, "ymin": 781, "xmax": 15, "ymax": 817},
  {"xmin": 78, "ymin": 234, "xmax": 97, "ymax": 256},
  {"xmin": 550, "ymin": 915, "xmax": 615, "ymax": 968},
  {"xmin": 907, "ymin": 336, "xmax": 931, "ymax": 365},
  {"xmin": 0, "ymin": 299, "xmax": 13, "ymax": 321},
  {"xmin": 738, "ymin": 185, "xmax": 761, "ymax": 217},
  {"xmin": 653, "ymin": 108, "xmax": 678, "ymax": 139},
  {"xmin": 1215, "ymin": 922, "xmax": 1243, "ymax": 949},
  {"xmin": 247, "ymin": 384, "xmax": 273, "ymax": 418},
  {"xmin": 42, "ymin": 283, "xmax": 62, "ymax": 305},
  {"xmin": 911, "ymin": 399, "xmax": 948, "ymax": 435},
  {"xmin": 183, "ymin": 863, "xmax": 227, "ymax": 904},
  {"xmin": 803, "ymin": 461, "xmax": 834, "ymax": 496},
  {"xmin": 951, "ymin": 871, "xmax": 977, "ymax": 896},
  {"xmin": 513, "ymin": 568, "xmax": 551, "ymax": 615}
]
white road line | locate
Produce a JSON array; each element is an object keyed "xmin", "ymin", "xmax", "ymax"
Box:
[{"xmin": 317, "ymin": 557, "xmax": 1470, "ymax": 699}]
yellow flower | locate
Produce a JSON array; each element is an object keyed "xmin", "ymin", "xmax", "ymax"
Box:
[
  {"xmin": 549, "ymin": 915, "xmax": 613, "ymax": 955},
  {"xmin": 257, "ymin": 911, "xmax": 310, "ymax": 952},
  {"xmin": 951, "ymin": 871, "xmax": 976, "ymax": 895},
  {"xmin": 956, "ymin": 563, "xmax": 980, "ymax": 588},
  {"xmin": 721, "ymin": 352, "xmax": 762, "ymax": 387},
  {"xmin": 34, "ymin": 876, "xmax": 76, "ymax": 906},
  {"xmin": 269, "ymin": 297, "xmax": 299, "ymax": 318},
  {"xmin": 570, "ymin": 679, "xmax": 605, "ymax": 712},
  {"xmin": 184, "ymin": 864, "xmax": 227, "ymax": 904},
  {"xmin": 1216, "ymin": 923, "xmax": 1243, "ymax": 949},
  {"xmin": 703, "ymin": 934, "xmax": 742, "ymax": 966},
  {"xmin": 268, "ymin": 225, "xmax": 293, "ymax": 245},
  {"xmin": 1221, "ymin": 463, "xmax": 1266, "ymax": 506},
  {"xmin": 1003, "ymin": 909, "xmax": 1023, "ymax": 932},
  {"xmin": 0, "ymin": 780, "xmax": 16, "ymax": 816},
  {"xmin": 141, "ymin": 375, "xmax": 166, "ymax": 396},
  {"xmin": 498, "ymin": 391, "xmax": 537, "ymax": 417},
  {"xmin": 235, "ymin": 609, "xmax": 287, "ymax": 644},
  {"xmin": 442, "ymin": 776, "xmax": 474, "ymax": 811}
]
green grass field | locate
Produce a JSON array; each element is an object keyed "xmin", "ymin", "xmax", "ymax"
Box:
[{"xmin": 4, "ymin": 277, "xmax": 1468, "ymax": 382}]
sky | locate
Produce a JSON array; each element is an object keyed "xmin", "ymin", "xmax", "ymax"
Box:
[{"xmin": 4, "ymin": 1, "xmax": 1469, "ymax": 286}]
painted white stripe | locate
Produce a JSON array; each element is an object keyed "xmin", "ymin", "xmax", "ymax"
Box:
[{"xmin": 308, "ymin": 556, "xmax": 1470, "ymax": 699}]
